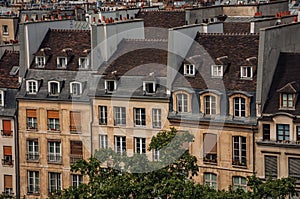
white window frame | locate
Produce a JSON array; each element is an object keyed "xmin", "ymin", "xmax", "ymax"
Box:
[
  {"xmin": 211, "ymin": 65, "xmax": 223, "ymax": 77},
  {"xmin": 105, "ymin": 80, "xmax": 117, "ymax": 93},
  {"xmin": 99, "ymin": 106, "xmax": 107, "ymax": 125},
  {"xmin": 48, "ymin": 81, "xmax": 60, "ymax": 95},
  {"xmin": 48, "ymin": 118, "xmax": 60, "ymax": 131},
  {"xmin": 71, "ymin": 174, "xmax": 82, "ymax": 187},
  {"xmin": 57, "ymin": 57, "xmax": 67, "ymax": 68},
  {"xmin": 134, "ymin": 108, "xmax": 146, "ymax": 127},
  {"xmin": 184, "ymin": 64, "xmax": 195, "ymax": 76},
  {"xmin": 204, "ymin": 173, "xmax": 217, "ymax": 190},
  {"xmin": 232, "ymin": 176, "xmax": 247, "ymax": 191},
  {"xmin": 70, "ymin": 82, "xmax": 82, "ymax": 96},
  {"xmin": 240, "ymin": 66, "xmax": 253, "ymax": 79},
  {"xmin": 2, "ymin": 25, "xmax": 8, "ymax": 35},
  {"xmin": 48, "ymin": 141, "xmax": 61, "ymax": 163},
  {"xmin": 99, "ymin": 135, "xmax": 108, "ymax": 149},
  {"xmin": 134, "ymin": 137, "xmax": 146, "ymax": 154},
  {"xmin": 113, "ymin": 107, "xmax": 126, "ymax": 125},
  {"xmin": 143, "ymin": 81, "xmax": 156, "ymax": 94},
  {"xmin": 35, "ymin": 56, "xmax": 46, "ymax": 68},
  {"xmin": 152, "ymin": 108, "xmax": 161, "ymax": 128},
  {"xmin": 26, "ymin": 80, "xmax": 38, "ymax": 94},
  {"xmin": 176, "ymin": 93, "xmax": 188, "ymax": 113},
  {"xmin": 27, "ymin": 140, "xmax": 39, "ymax": 161},
  {"xmin": 204, "ymin": 95, "xmax": 216, "ymax": 115},
  {"xmin": 78, "ymin": 57, "xmax": 89, "ymax": 69},
  {"xmin": 48, "ymin": 172, "xmax": 61, "ymax": 193},
  {"xmin": 232, "ymin": 136, "xmax": 246, "ymax": 165},
  {"xmin": 28, "ymin": 171, "xmax": 39, "ymax": 194},
  {"xmin": 153, "ymin": 149, "xmax": 160, "ymax": 161},
  {"xmin": 234, "ymin": 97, "xmax": 246, "ymax": 117},
  {"xmin": 114, "ymin": 136, "xmax": 126, "ymax": 155},
  {"xmin": 0, "ymin": 90, "xmax": 4, "ymax": 106}
]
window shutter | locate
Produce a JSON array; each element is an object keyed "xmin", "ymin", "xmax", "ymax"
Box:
[
  {"xmin": 265, "ymin": 156, "xmax": 277, "ymax": 178},
  {"xmin": 289, "ymin": 158, "xmax": 300, "ymax": 181},
  {"xmin": 3, "ymin": 120, "xmax": 11, "ymax": 133},
  {"xmin": 3, "ymin": 146, "xmax": 12, "ymax": 155},
  {"xmin": 70, "ymin": 112, "xmax": 81, "ymax": 127},
  {"xmin": 47, "ymin": 110, "xmax": 59, "ymax": 119},
  {"xmin": 203, "ymin": 134, "xmax": 217, "ymax": 154},
  {"xmin": 70, "ymin": 141, "xmax": 82, "ymax": 155},
  {"xmin": 4, "ymin": 175, "xmax": 12, "ymax": 188},
  {"xmin": 26, "ymin": 109, "xmax": 37, "ymax": 117}
]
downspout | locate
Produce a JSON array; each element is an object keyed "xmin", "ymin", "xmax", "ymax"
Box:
[
  {"xmin": 15, "ymin": 100, "xmax": 20, "ymax": 199},
  {"xmin": 252, "ymin": 125, "xmax": 255, "ymax": 175},
  {"xmin": 90, "ymin": 97, "xmax": 94, "ymax": 157}
]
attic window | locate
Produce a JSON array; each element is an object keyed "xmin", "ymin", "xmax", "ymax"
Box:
[
  {"xmin": 57, "ymin": 57, "xmax": 67, "ymax": 68},
  {"xmin": 184, "ymin": 64, "xmax": 195, "ymax": 76},
  {"xmin": 0, "ymin": 90, "xmax": 4, "ymax": 106},
  {"xmin": 35, "ymin": 56, "xmax": 46, "ymax": 68},
  {"xmin": 48, "ymin": 81, "xmax": 60, "ymax": 96},
  {"xmin": 78, "ymin": 57, "xmax": 89, "ymax": 69},
  {"xmin": 9, "ymin": 66, "xmax": 19, "ymax": 76},
  {"xmin": 240, "ymin": 66, "xmax": 253, "ymax": 79},
  {"xmin": 143, "ymin": 81, "xmax": 156, "ymax": 94},
  {"xmin": 211, "ymin": 65, "xmax": 223, "ymax": 77},
  {"xmin": 70, "ymin": 82, "xmax": 82, "ymax": 96},
  {"xmin": 26, "ymin": 80, "xmax": 38, "ymax": 94},
  {"xmin": 105, "ymin": 80, "xmax": 116, "ymax": 93},
  {"xmin": 281, "ymin": 93, "xmax": 295, "ymax": 109}
]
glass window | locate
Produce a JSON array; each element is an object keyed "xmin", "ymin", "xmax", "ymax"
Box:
[
  {"xmin": 115, "ymin": 136, "xmax": 126, "ymax": 155},
  {"xmin": 152, "ymin": 109, "xmax": 161, "ymax": 128},
  {"xmin": 263, "ymin": 124, "xmax": 270, "ymax": 141},
  {"xmin": 176, "ymin": 93, "xmax": 188, "ymax": 113},
  {"xmin": 70, "ymin": 82, "xmax": 82, "ymax": 96},
  {"xmin": 99, "ymin": 106, "xmax": 107, "ymax": 125},
  {"xmin": 240, "ymin": 66, "xmax": 253, "ymax": 78},
  {"xmin": 48, "ymin": 141, "xmax": 61, "ymax": 163},
  {"xmin": 265, "ymin": 156, "xmax": 277, "ymax": 179},
  {"xmin": 105, "ymin": 80, "xmax": 116, "ymax": 92},
  {"xmin": 203, "ymin": 133, "xmax": 217, "ymax": 163},
  {"xmin": 4, "ymin": 175, "xmax": 13, "ymax": 196},
  {"xmin": 99, "ymin": 135, "xmax": 108, "ymax": 149},
  {"xmin": 3, "ymin": 146, "xmax": 12, "ymax": 165},
  {"xmin": 35, "ymin": 56, "xmax": 45, "ymax": 68},
  {"xmin": 26, "ymin": 80, "xmax": 38, "ymax": 94},
  {"xmin": 48, "ymin": 172, "xmax": 61, "ymax": 194},
  {"xmin": 184, "ymin": 64, "xmax": 195, "ymax": 76},
  {"xmin": 134, "ymin": 137, "xmax": 146, "ymax": 154},
  {"xmin": 78, "ymin": 57, "xmax": 88, "ymax": 69},
  {"xmin": 47, "ymin": 110, "xmax": 60, "ymax": 131},
  {"xmin": 153, "ymin": 149, "xmax": 160, "ymax": 161},
  {"xmin": 204, "ymin": 95, "xmax": 216, "ymax": 115},
  {"xmin": 211, "ymin": 65, "xmax": 223, "ymax": 77},
  {"xmin": 232, "ymin": 176, "xmax": 246, "ymax": 191},
  {"xmin": 26, "ymin": 109, "xmax": 37, "ymax": 130},
  {"xmin": 281, "ymin": 93, "xmax": 294, "ymax": 108},
  {"xmin": 143, "ymin": 82, "xmax": 155, "ymax": 93},
  {"xmin": 113, "ymin": 107, "xmax": 126, "ymax": 125},
  {"xmin": 276, "ymin": 124, "xmax": 289, "ymax": 141},
  {"xmin": 2, "ymin": 120, "xmax": 12, "ymax": 136},
  {"xmin": 234, "ymin": 97, "xmax": 246, "ymax": 117},
  {"xmin": 70, "ymin": 111, "xmax": 81, "ymax": 133},
  {"xmin": 204, "ymin": 173, "xmax": 217, "ymax": 190},
  {"xmin": 134, "ymin": 108, "xmax": 146, "ymax": 126},
  {"xmin": 71, "ymin": 174, "xmax": 83, "ymax": 187},
  {"xmin": 70, "ymin": 141, "xmax": 83, "ymax": 164},
  {"xmin": 48, "ymin": 81, "xmax": 60, "ymax": 95},
  {"xmin": 27, "ymin": 140, "xmax": 39, "ymax": 161},
  {"xmin": 28, "ymin": 171, "xmax": 39, "ymax": 194},
  {"xmin": 57, "ymin": 57, "xmax": 67, "ymax": 68},
  {"xmin": 232, "ymin": 136, "xmax": 246, "ymax": 166}
]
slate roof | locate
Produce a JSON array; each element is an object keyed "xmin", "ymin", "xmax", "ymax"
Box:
[
  {"xmin": 263, "ymin": 52, "xmax": 300, "ymax": 115},
  {"xmin": 30, "ymin": 29, "xmax": 91, "ymax": 71},
  {"xmin": 0, "ymin": 50, "xmax": 19, "ymax": 89},
  {"xmin": 223, "ymin": 22, "xmax": 250, "ymax": 33}
]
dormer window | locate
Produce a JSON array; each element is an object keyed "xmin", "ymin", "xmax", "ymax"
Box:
[
  {"xmin": 0, "ymin": 90, "xmax": 4, "ymax": 106},
  {"xmin": 184, "ymin": 64, "xmax": 195, "ymax": 76},
  {"xmin": 26, "ymin": 80, "xmax": 38, "ymax": 94},
  {"xmin": 35, "ymin": 56, "xmax": 46, "ymax": 68},
  {"xmin": 105, "ymin": 80, "xmax": 116, "ymax": 93},
  {"xmin": 57, "ymin": 57, "xmax": 67, "ymax": 68},
  {"xmin": 240, "ymin": 66, "xmax": 253, "ymax": 79},
  {"xmin": 78, "ymin": 57, "xmax": 89, "ymax": 69},
  {"xmin": 281, "ymin": 93, "xmax": 294, "ymax": 109},
  {"xmin": 48, "ymin": 81, "xmax": 60, "ymax": 96},
  {"xmin": 70, "ymin": 82, "xmax": 82, "ymax": 96},
  {"xmin": 211, "ymin": 65, "xmax": 223, "ymax": 77},
  {"xmin": 143, "ymin": 81, "xmax": 156, "ymax": 94}
]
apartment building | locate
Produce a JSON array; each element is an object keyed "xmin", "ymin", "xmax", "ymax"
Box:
[{"xmin": 0, "ymin": 15, "xmax": 18, "ymax": 45}]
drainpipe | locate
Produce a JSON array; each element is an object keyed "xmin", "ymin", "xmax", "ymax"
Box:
[
  {"xmin": 90, "ymin": 98, "xmax": 94, "ymax": 158},
  {"xmin": 252, "ymin": 125, "xmax": 255, "ymax": 175},
  {"xmin": 15, "ymin": 100, "xmax": 20, "ymax": 199}
]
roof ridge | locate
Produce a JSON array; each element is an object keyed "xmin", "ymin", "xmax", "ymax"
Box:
[
  {"xmin": 50, "ymin": 28, "xmax": 90, "ymax": 32},
  {"xmin": 125, "ymin": 38, "xmax": 168, "ymax": 42},
  {"xmin": 198, "ymin": 32, "xmax": 259, "ymax": 36}
]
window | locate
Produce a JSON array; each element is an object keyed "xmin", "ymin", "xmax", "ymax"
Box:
[
  {"xmin": 265, "ymin": 156, "xmax": 277, "ymax": 178},
  {"xmin": 4, "ymin": 175, "xmax": 13, "ymax": 196},
  {"xmin": 203, "ymin": 134, "xmax": 217, "ymax": 163},
  {"xmin": 70, "ymin": 141, "xmax": 83, "ymax": 164},
  {"xmin": 70, "ymin": 82, "xmax": 82, "ymax": 96},
  {"xmin": 0, "ymin": 90, "xmax": 4, "ymax": 106},
  {"xmin": 289, "ymin": 158, "xmax": 300, "ymax": 183},
  {"xmin": 240, "ymin": 66, "xmax": 253, "ymax": 79},
  {"xmin": 78, "ymin": 57, "xmax": 89, "ymax": 69},
  {"xmin": 3, "ymin": 146, "xmax": 12, "ymax": 165},
  {"xmin": 153, "ymin": 149, "xmax": 160, "ymax": 161},
  {"xmin": 276, "ymin": 124, "xmax": 289, "ymax": 141},
  {"xmin": 48, "ymin": 172, "xmax": 61, "ymax": 194},
  {"xmin": 134, "ymin": 108, "xmax": 146, "ymax": 127},
  {"xmin": 134, "ymin": 137, "xmax": 146, "ymax": 154},
  {"xmin": 2, "ymin": 25, "xmax": 8, "ymax": 35},
  {"xmin": 2, "ymin": 120, "xmax": 12, "ymax": 136},
  {"xmin": 70, "ymin": 111, "xmax": 81, "ymax": 133},
  {"xmin": 100, "ymin": 135, "xmax": 108, "ymax": 149},
  {"xmin": 105, "ymin": 80, "xmax": 116, "ymax": 93},
  {"xmin": 26, "ymin": 109, "xmax": 37, "ymax": 130},
  {"xmin": 211, "ymin": 65, "xmax": 223, "ymax": 77},
  {"xmin": 35, "ymin": 56, "xmax": 46, "ymax": 68},
  {"xmin": 113, "ymin": 107, "xmax": 126, "ymax": 125},
  {"xmin": 27, "ymin": 140, "xmax": 39, "ymax": 161},
  {"xmin": 297, "ymin": 126, "xmax": 300, "ymax": 142},
  {"xmin": 176, "ymin": 93, "xmax": 188, "ymax": 113},
  {"xmin": 204, "ymin": 173, "xmax": 217, "ymax": 190},
  {"xmin": 234, "ymin": 97, "xmax": 246, "ymax": 117},
  {"xmin": 99, "ymin": 106, "xmax": 107, "ymax": 125},
  {"xmin": 71, "ymin": 174, "xmax": 83, "ymax": 187},
  {"xmin": 262, "ymin": 124, "xmax": 270, "ymax": 141},
  {"xmin": 28, "ymin": 171, "xmax": 39, "ymax": 194},
  {"xmin": 152, "ymin": 109, "xmax": 161, "ymax": 128},
  {"xmin": 48, "ymin": 141, "xmax": 61, "ymax": 163},
  {"xmin": 57, "ymin": 57, "xmax": 67, "ymax": 68},
  {"xmin": 115, "ymin": 136, "xmax": 126, "ymax": 155},
  {"xmin": 48, "ymin": 81, "xmax": 60, "ymax": 96},
  {"xmin": 232, "ymin": 176, "xmax": 246, "ymax": 191},
  {"xmin": 26, "ymin": 80, "xmax": 38, "ymax": 94},
  {"xmin": 232, "ymin": 136, "xmax": 246, "ymax": 166},
  {"xmin": 47, "ymin": 110, "xmax": 60, "ymax": 131},
  {"xmin": 184, "ymin": 64, "xmax": 195, "ymax": 76},
  {"xmin": 204, "ymin": 95, "xmax": 216, "ymax": 115},
  {"xmin": 143, "ymin": 81, "xmax": 156, "ymax": 94},
  {"xmin": 281, "ymin": 93, "xmax": 294, "ymax": 108}
]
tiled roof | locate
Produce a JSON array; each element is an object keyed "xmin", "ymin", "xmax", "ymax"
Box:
[
  {"xmin": 30, "ymin": 29, "xmax": 91, "ymax": 71},
  {"xmin": 223, "ymin": 22, "xmax": 250, "ymax": 33},
  {"xmin": 0, "ymin": 50, "xmax": 19, "ymax": 89},
  {"xmin": 263, "ymin": 52, "xmax": 300, "ymax": 115},
  {"xmin": 173, "ymin": 33, "xmax": 259, "ymax": 92}
]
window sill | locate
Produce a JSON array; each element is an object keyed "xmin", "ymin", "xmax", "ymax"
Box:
[
  {"xmin": 27, "ymin": 192, "xmax": 40, "ymax": 196},
  {"xmin": 47, "ymin": 130, "xmax": 61, "ymax": 133},
  {"xmin": 47, "ymin": 161, "xmax": 62, "ymax": 165},
  {"xmin": 232, "ymin": 164, "xmax": 247, "ymax": 169},
  {"xmin": 279, "ymin": 107, "xmax": 296, "ymax": 111},
  {"xmin": 27, "ymin": 159, "xmax": 39, "ymax": 163},
  {"xmin": 203, "ymin": 161, "xmax": 217, "ymax": 165},
  {"xmin": 240, "ymin": 77, "xmax": 253, "ymax": 80}
]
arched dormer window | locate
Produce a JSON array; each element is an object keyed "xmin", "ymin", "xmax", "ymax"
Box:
[
  {"xmin": 229, "ymin": 93, "xmax": 251, "ymax": 117},
  {"xmin": 48, "ymin": 81, "xmax": 60, "ymax": 96},
  {"xmin": 70, "ymin": 82, "xmax": 82, "ymax": 96},
  {"xmin": 173, "ymin": 90, "xmax": 192, "ymax": 113},
  {"xmin": 200, "ymin": 91, "xmax": 221, "ymax": 115}
]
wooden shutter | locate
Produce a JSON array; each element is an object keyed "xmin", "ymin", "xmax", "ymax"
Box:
[
  {"xmin": 70, "ymin": 112, "xmax": 81, "ymax": 127},
  {"xmin": 47, "ymin": 110, "xmax": 59, "ymax": 119},
  {"xmin": 3, "ymin": 120, "xmax": 11, "ymax": 132},
  {"xmin": 4, "ymin": 175, "xmax": 12, "ymax": 188},
  {"xmin": 3, "ymin": 146, "xmax": 12, "ymax": 155},
  {"xmin": 203, "ymin": 134, "xmax": 217, "ymax": 154},
  {"xmin": 26, "ymin": 109, "xmax": 37, "ymax": 117},
  {"xmin": 265, "ymin": 156, "xmax": 277, "ymax": 178},
  {"xmin": 289, "ymin": 158, "xmax": 300, "ymax": 177},
  {"xmin": 70, "ymin": 141, "xmax": 82, "ymax": 155}
]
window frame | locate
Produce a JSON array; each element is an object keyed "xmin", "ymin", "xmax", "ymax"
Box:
[
  {"xmin": 70, "ymin": 82, "xmax": 82, "ymax": 96},
  {"xmin": 232, "ymin": 176, "xmax": 247, "ymax": 191},
  {"xmin": 204, "ymin": 173, "xmax": 217, "ymax": 190},
  {"xmin": 47, "ymin": 141, "xmax": 62, "ymax": 164},
  {"xmin": 152, "ymin": 108, "xmax": 161, "ymax": 128},
  {"xmin": 105, "ymin": 80, "xmax": 117, "ymax": 93},
  {"xmin": 176, "ymin": 93, "xmax": 188, "ymax": 113},
  {"xmin": 211, "ymin": 65, "xmax": 223, "ymax": 77},
  {"xmin": 143, "ymin": 81, "xmax": 156, "ymax": 94},
  {"xmin": 114, "ymin": 136, "xmax": 126, "ymax": 155},
  {"xmin": 281, "ymin": 93, "xmax": 294, "ymax": 109},
  {"xmin": 232, "ymin": 136, "xmax": 247, "ymax": 166},
  {"xmin": 183, "ymin": 64, "xmax": 195, "ymax": 76},
  {"xmin": 204, "ymin": 95, "xmax": 216, "ymax": 115},
  {"xmin": 265, "ymin": 155, "xmax": 278, "ymax": 179},
  {"xmin": 48, "ymin": 172, "xmax": 61, "ymax": 194},
  {"xmin": 153, "ymin": 149, "xmax": 160, "ymax": 161},
  {"xmin": 233, "ymin": 97, "xmax": 246, "ymax": 117},
  {"xmin": 48, "ymin": 81, "xmax": 60, "ymax": 96},
  {"xmin": 71, "ymin": 174, "xmax": 83, "ymax": 187},
  {"xmin": 99, "ymin": 135, "xmax": 108, "ymax": 149},
  {"xmin": 276, "ymin": 124, "xmax": 290, "ymax": 142},
  {"xmin": 78, "ymin": 57, "xmax": 89, "ymax": 69},
  {"xmin": 113, "ymin": 107, "xmax": 126, "ymax": 126},
  {"xmin": 26, "ymin": 80, "xmax": 38, "ymax": 94},
  {"xmin": 56, "ymin": 56, "xmax": 67, "ymax": 68},
  {"xmin": 35, "ymin": 56, "xmax": 46, "ymax": 68},
  {"xmin": 134, "ymin": 137, "xmax": 146, "ymax": 154},
  {"xmin": 27, "ymin": 140, "xmax": 39, "ymax": 162},
  {"xmin": 28, "ymin": 171, "xmax": 40, "ymax": 194},
  {"xmin": 134, "ymin": 108, "xmax": 146, "ymax": 127},
  {"xmin": 240, "ymin": 66, "xmax": 253, "ymax": 79},
  {"xmin": 99, "ymin": 106, "xmax": 107, "ymax": 125},
  {"xmin": 262, "ymin": 124, "xmax": 270, "ymax": 141}
]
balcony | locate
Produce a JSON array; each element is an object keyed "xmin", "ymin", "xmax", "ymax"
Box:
[
  {"xmin": 1, "ymin": 130, "xmax": 13, "ymax": 137},
  {"xmin": 26, "ymin": 153, "xmax": 39, "ymax": 162},
  {"xmin": 203, "ymin": 154, "xmax": 217, "ymax": 164},
  {"xmin": 70, "ymin": 126, "xmax": 81, "ymax": 134},
  {"xmin": 256, "ymin": 139, "xmax": 300, "ymax": 148},
  {"xmin": 70, "ymin": 154, "xmax": 83, "ymax": 164},
  {"xmin": 48, "ymin": 154, "xmax": 62, "ymax": 164},
  {"xmin": 2, "ymin": 159, "xmax": 13, "ymax": 166}
]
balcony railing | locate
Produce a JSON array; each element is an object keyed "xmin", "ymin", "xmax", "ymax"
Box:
[
  {"xmin": 48, "ymin": 155, "xmax": 62, "ymax": 164},
  {"xmin": 26, "ymin": 153, "xmax": 39, "ymax": 162},
  {"xmin": 70, "ymin": 154, "xmax": 83, "ymax": 164},
  {"xmin": 48, "ymin": 188, "xmax": 61, "ymax": 196},
  {"xmin": 256, "ymin": 139, "xmax": 300, "ymax": 148},
  {"xmin": 1, "ymin": 130, "xmax": 13, "ymax": 136},
  {"xmin": 26, "ymin": 123, "xmax": 37, "ymax": 131},
  {"xmin": 3, "ymin": 188, "xmax": 13, "ymax": 197},
  {"xmin": 2, "ymin": 159, "xmax": 13, "ymax": 166}
]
